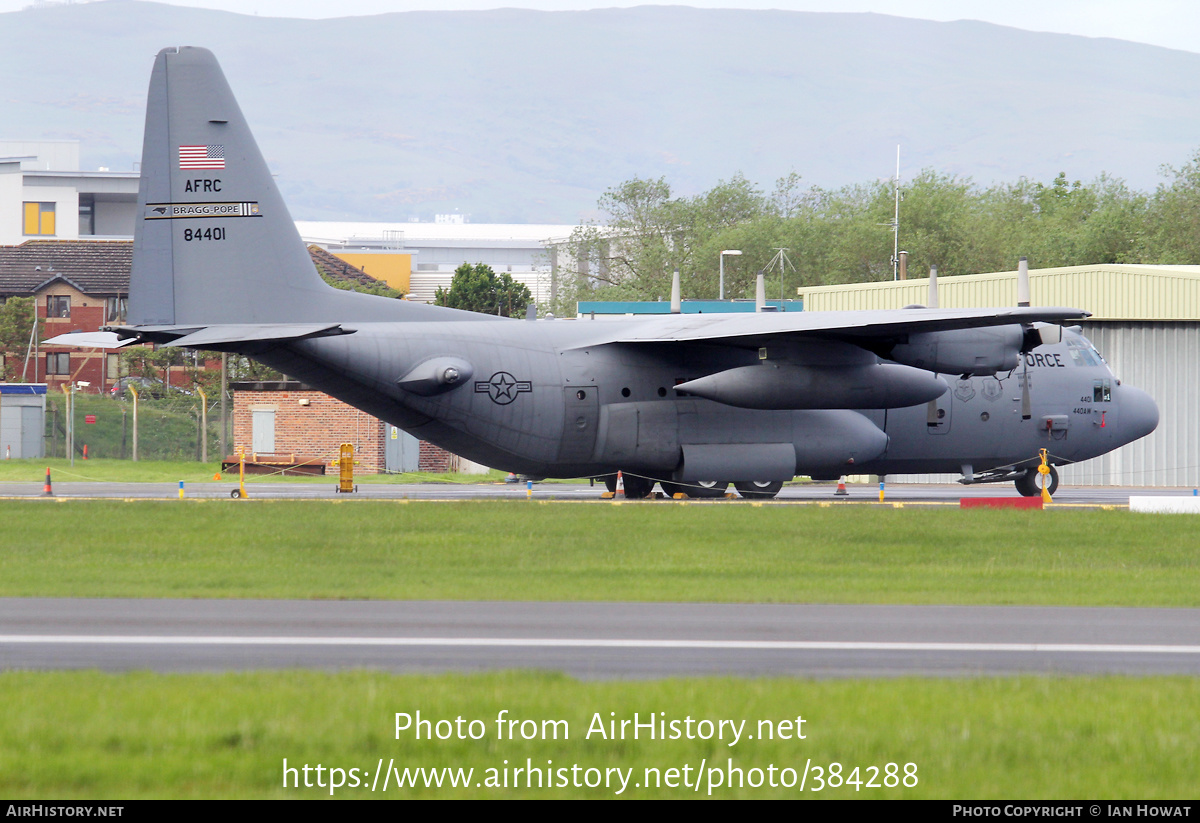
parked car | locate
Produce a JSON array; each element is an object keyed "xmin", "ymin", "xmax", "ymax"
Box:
[{"xmin": 109, "ymin": 377, "xmax": 192, "ymax": 397}]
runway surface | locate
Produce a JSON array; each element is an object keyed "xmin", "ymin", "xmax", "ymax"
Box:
[
  {"xmin": 2, "ymin": 479, "xmax": 1194, "ymax": 505},
  {"xmin": 3, "ymin": 599, "xmax": 1199, "ymax": 678}
]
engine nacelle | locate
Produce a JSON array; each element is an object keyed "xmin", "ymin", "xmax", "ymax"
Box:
[
  {"xmin": 674, "ymin": 362, "xmax": 947, "ymax": 409},
  {"xmin": 887, "ymin": 325, "xmax": 1023, "ymax": 376}
]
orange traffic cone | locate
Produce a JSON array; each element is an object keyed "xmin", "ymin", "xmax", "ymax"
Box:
[
  {"xmin": 616, "ymin": 470, "xmax": 625, "ymax": 497},
  {"xmin": 835, "ymin": 476, "xmax": 848, "ymax": 496},
  {"xmin": 43, "ymin": 466, "xmax": 53, "ymax": 497}
]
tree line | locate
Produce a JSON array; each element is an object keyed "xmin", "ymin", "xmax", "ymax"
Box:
[
  {"xmin": 553, "ymin": 149, "xmax": 1200, "ymax": 313},
  {"xmin": 435, "ymin": 262, "xmax": 533, "ymax": 317}
]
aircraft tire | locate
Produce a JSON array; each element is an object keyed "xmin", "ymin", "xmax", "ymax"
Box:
[
  {"xmin": 688, "ymin": 480, "xmax": 730, "ymax": 499},
  {"xmin": 735, "ymin": 480, "xmax": 784, "ymax": 499},
  {"xmin": 621, "ymin": 474, "xmax": 655, "ymax": 499},
  {"xmin": 1015, "ymin": 465, "xmax": 1059, "ymax": 497},
  {"xmin": 603, "ymin": 475, "xmax": 618, "ymax": 494}
]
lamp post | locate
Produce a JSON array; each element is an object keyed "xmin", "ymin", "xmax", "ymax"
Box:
[
  {"xmin": 129, "ymin": 383, "xmax": 139, "ymax": 462},
  {"xmin": 68, "ymin": 381, "xmax": 90, "ymax": 466},
  {"xmin": 719, "ymin": 249, "xmax": 742, "ymax": 300},
  {"xmin": 61, "ymin": 384, "xmax": 71, "ymax": 465},
  {"xmin": 198, "ymin": 386, "xmax": 208, "ymax": 463}
]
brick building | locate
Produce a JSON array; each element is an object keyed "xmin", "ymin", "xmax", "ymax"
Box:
[
  {"xmin": 0, "ymin": 239, "xmax": 130, "ymax": 390},
  {"xmin": 231, "ymin": 381, "xmax": 478, "ymax": 475},
  {"xmin": 0, "ymin": 239, "xmax": 397, "ymax": 393},
  {"xmin": 231, "ymin": 381, "xmax": 389, "ymax": 473}
]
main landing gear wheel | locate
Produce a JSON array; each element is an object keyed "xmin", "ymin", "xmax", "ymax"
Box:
[
  {"xmin": 735, "ymin": 480, "xmax": 784, "ymax": 499},
  {"xmin": 688, "ymin": 480, "xmax": 730, "ymax": 499},
  {"xmin": 1015, "ymin": 465, "xmax": 1059, "ymax": 497},
  {"xmin": 603, "ymin": 475, "xmax": 618, "ymax": 494},
  {"xmin": 620, "ymin": 474, "xmax": 655, "ymax": 499}
]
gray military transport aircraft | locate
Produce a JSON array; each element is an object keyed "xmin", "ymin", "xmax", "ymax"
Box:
[{"xmin": 70, "ymin": 47, "xmax": 1162, "ymax": 498}]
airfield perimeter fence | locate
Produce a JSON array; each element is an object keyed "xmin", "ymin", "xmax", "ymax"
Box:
[{"xmin": 44, "ymin": 391, "xmax": 223, "ymax": 462}]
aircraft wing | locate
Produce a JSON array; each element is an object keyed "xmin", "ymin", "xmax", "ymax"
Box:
[{"xmin": 604, "ymin": 306, "xmax": 1090, "ymax": 347}]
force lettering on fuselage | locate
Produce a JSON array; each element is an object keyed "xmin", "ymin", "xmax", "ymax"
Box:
[
  {"xmin": 1024, "ymin": 352, "xmax": 1066, "ymax": 368},
  {"xmin": 184, "ymin": 178, "xmax": 221, "ymax": 192}
]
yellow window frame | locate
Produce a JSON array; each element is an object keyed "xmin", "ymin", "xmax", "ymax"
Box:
[{"xmin": 23, "ymin": 202, "xmax": 56, "ymax": 236}]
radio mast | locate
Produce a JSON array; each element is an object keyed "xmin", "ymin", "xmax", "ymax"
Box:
[{"xmin": 891, "ymin": 145, "xmax": 901, "ymax": 281}]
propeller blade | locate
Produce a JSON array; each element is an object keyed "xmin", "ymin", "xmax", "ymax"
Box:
[
  {"xmin": 1015, "ymin": 256, "xmax": 1036, "ymax": 419},
  {"xmin": 1021, "ymin": 364, "xmax": 1032, "ymax": 420},
  {"xmin": 1037, "ymin": 324, "xmax": 1062, "ymax": 346}
]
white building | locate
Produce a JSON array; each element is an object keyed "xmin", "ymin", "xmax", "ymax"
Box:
[
  {"xmin": 296, "ymin": 220, "xmax": 577, "ymax": 305},
  {"xmin": 0, "ymin": 146, "xmax": 577, "ymax": 307},
  {"xmin": 0, "ymin": 140, "xmax": 139, "ymax": 246}
]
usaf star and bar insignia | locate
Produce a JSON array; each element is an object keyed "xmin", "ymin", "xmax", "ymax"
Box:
[{"xmin": 475, "ymin": 371, "xmax": 532, "ymax": 405}]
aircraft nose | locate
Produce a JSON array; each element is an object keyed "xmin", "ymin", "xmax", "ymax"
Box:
[{"xmin": 1120, "ymin": 385, "xmax": 1159, "ymax": 443}]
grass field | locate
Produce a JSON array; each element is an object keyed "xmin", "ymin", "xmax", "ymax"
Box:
[
  {"xmin": 0, "ymin": 500, "xmax": 1196, "ymax": 605},
  {"xmin": 1, "ymin": 671, "xmax": 1197, "ymax": 799},
  {"xmin": 2, "ymin": 495, "xmax": 1197, "ymax": 800}
]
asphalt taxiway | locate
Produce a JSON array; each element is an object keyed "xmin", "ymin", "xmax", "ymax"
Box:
[{"xmin": 3, "ymin": 599, "xmax": 1198, "ymax": 678}]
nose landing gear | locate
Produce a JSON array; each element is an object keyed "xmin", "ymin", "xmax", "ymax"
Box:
[{"xmin": 1015, "ymin": 464, "xmax": 1058, "ymax": 497}]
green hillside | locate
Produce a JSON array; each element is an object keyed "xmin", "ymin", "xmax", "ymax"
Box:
[{"xmin": 3, "ymin": 2, "xmax": 1200, "ymax": 222}]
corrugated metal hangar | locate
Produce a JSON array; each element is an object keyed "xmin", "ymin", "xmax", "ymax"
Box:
[{"xmin": 798, "ymin": 264, "xmax": 1200, "ymax": 487}]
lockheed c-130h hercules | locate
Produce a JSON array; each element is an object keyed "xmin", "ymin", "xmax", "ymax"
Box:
[{"xmin": 98, "ymin": 47, "xmax": 1161, "ymax": 498}]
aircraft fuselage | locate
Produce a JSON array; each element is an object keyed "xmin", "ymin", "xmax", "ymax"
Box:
[{"xmin": 257, "ymin": 319, "xmax": 1156, "ymax": 484}]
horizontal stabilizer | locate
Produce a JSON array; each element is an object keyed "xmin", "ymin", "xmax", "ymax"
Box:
[
  {"xmin": 163, "ymin": 323, "xmax": 351, "ymax": 348},
  {"xmin": 43, "ymin": 332, "xmax": 139, "ymax": 349}
]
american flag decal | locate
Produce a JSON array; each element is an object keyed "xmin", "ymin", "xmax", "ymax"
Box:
[{"xmin": 179, "ymin": 145, "xmax": 225, "ymax": 170}]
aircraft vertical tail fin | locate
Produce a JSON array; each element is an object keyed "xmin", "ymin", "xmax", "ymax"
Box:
[{"xmin": 128, "ymin": 47, "xmax": 451, "ymax": 328}]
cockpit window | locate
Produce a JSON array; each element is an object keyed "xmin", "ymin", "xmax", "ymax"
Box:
[
  {"xmin": 1093, "ymin": 379, "xmax": 1111, "ymax": 402},
  {"xmin": 1067, "ymin": 335, "xmax": 1102, "ymax": 366}
]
